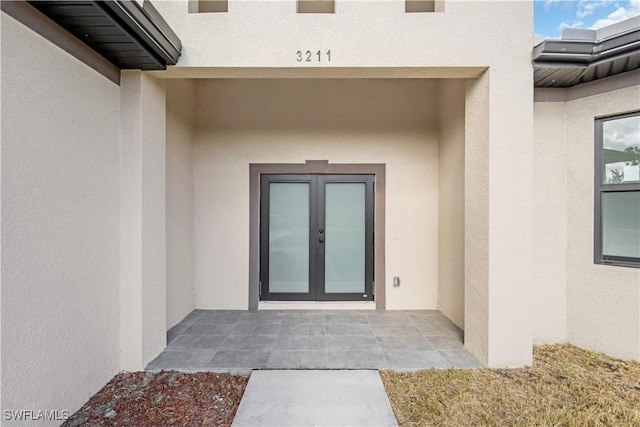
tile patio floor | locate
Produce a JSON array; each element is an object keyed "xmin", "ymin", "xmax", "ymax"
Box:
[{"xmin": 147, "ymin": 310, "xmax": 482, "ymax": 372}]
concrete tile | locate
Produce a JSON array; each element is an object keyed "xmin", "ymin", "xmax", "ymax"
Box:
[
  {"xmin": 167, "ymin": 323, "xmax": 189, "ymax": 344},
  {"xmin": 384, "ymin": 350, "xmax": 451, "ymax": 369},
  {"xmin": 273, "ymin": 335, "xmax": 326, "ymax": 350},
  {"xmin": 426, "ymin": 335, "xmax": 465, "ymax": 351},
  {"xmin": 267, "ymin": 351, "xmax": 328, "ymax": 369},
  {"xmin": 232, "ymin": 370, "xmax": 397, "ymax": 426},
  {"xmin": 237, "ymin": 312, "xmax": 284, "ymax": 324},
  {"xmin": 376, "ymin": 336, "xmax": 434, "ymax": 351},
  {"xmin": 146, "ymin": 350, "xmax": 214, "ymax": 370},
  {"xmin": 326, "ymin": 335, "xmax": 381, "ymax": 351},
  {"xmin": 370, "ymin": 323, "xmax": 422, "ymax": 336},
  {"xmin": 280, "ymin": 313, "xmax": 325, "ymax": 324},
  {"xmin": 440, "ymin": 351, "xmax": 484, "ymax": 368},
  {"xmin": 168, "ymin": 335, "xmax": 226, "ymax": 350},
  {"xmin": 404, "ymin": 310, "xmax": 441, "ymax": 315},
  {"xmin": 325, "ymin": 313, "xmax": 368, "ymax": 324},
  {"xmin": 366, "ymin": 313, "xmax": 414, "ymax": 324},
  {"xmin": 208, "ymin": 350, "xmax": 271, "ymax": 369},
  {"xmin": 326, "ymin": 350, "xmax": 388, "ymax": 369},
  {"xmin": 278, "ymin": 323, "xmax": 325, "ymax": 336},
  {"xmin": 180, "ymin": 310, "xmax": 205, "ymax": 324},
  {"xmin": 415, "ymin": 322, "xmax": 463, "ymax": 336},
  {"xmin": 409, "ymin": 313, "xmax": 448, "ymax": 324},
  {"xmin": 230, "ymin": 323, "xmax": 281, "ymax": 336},
  {"xmin": 221, "ymin": 335, "xmax": 277, "ymax": 351},
  {"xmin": 182, "ymin": 323, "xmax": 235, "ymax": 336},
  {"xmin": 325, "ymin": 323, "xmax": 373, "ymax": 336},
  {"xmin": 194, "ymin": 311, "xmax": 243, "ymax": 324}
]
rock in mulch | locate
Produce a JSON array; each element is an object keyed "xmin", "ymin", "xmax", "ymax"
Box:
[{"xmin": 63, "ymin": 371, "xmax": 249, "ymax": 427}]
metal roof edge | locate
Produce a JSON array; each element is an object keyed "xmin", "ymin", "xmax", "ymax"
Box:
[{"xmin": 95, "ymin": 0, "xmax": 181, "ymax": 66}]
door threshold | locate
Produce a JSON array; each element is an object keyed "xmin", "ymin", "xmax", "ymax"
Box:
[{"xmin": 258, "ymin": 301, "xmax": 376, "ymax": 310}]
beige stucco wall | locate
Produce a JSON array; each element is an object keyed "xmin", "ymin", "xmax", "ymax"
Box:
[
  {"xmin": 1, "ymin": 13, "xmax": 121, "ymax": 420},
  {"xmin": 120, "ymin": 71, "xmax": 168, "ymax": 371},
  {"xmin": 152, "ymin": 1, "xmax": 532, "ymax": 73},
  {"xmin": 150, "ymin": 0, "xmax": 535, "ymax": 367},
  {"xmin": 166, "ymin": 80, "xmax": 196, "ymax": 328},
  {"xmin": 564, "ymin": 85, "xmax": 640, "ymax": 360},
  {"xmin": 532, "ymin": 101, "xmax": 568, "ymax": 343},
  {"xmin": 533, "ymin": 81, "xmax": 640, "ymax": 360},
  {"xmin": 437, "ymin": 79, "xmax": 465, "ymax": 328},
  {"xmin": 193, "ymin": 78, "xmax": 440, "ymax": 310}
]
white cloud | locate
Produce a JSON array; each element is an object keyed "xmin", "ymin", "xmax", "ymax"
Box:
[
  {"xmin": 590, "ymin": 0, "xmax": 640, "ymax": 29},
  {"xmin": 576, "ymin": 0, "xmax": 614, "ymax": 18},
  {"xmin": 559, "ymin": 20, "xmax": 584, "ymax": 31},
  {"xmin": 603, "ymin": 115, "xmax": 640, "ymax": 152},
  {"xmin": 543, "ymin": 0, "xmax": 563, "ymax": 12}
]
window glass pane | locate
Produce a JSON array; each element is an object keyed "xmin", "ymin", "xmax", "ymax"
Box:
[
  {"xmin": 324, "ymin": 183, "xmax": 366, "ymax": 293},
  {"xmin": 602, "ymin": 192, "xmax": 640, "ymax": 259},
  {"xmin": 602, "ymin": 115, "xmax": 640, "ymax": 184},
  {"xmin": 269, "ymin": 183, "xmax": 309, "ymax": 293}
]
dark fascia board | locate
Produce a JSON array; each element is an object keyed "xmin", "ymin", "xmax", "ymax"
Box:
[
  {"xmin": 533, "ymin": 27, "xmax": 640, "ymax": 66},
  {"xmin": 97, "ymin": 1, "xmax": 181, "ymax": 66},
  {"xmin": 1, "ymin": 0, "xmax": 121, "ymax": 84},
  {"xmin": 26, "ymin": 0, "xmax": 181, "ymax": 70}
]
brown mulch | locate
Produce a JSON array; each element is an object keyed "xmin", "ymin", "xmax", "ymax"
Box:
[{"xmin": 63, "ymin": 371, "xmax": 249, "ymax": 427}]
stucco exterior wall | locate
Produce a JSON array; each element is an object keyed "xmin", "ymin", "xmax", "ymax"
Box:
[
  {"xmin": 533, "ymin": 81, "xmax": 640, "ymax": 359},
  {"xmin": 1, "ymin": 13, "xmax": 121, "ymax": 420},
  {"xmin": 152, "ymin": 1, "xmax": 531, "ymax": 73},
  {"xmin": 564, "ymin": 85, "xmax": 640, "ymax": 360},
  {"xmin": 192, "ymin": 78, "xmax": 440, "ymax": 310},
  {"xmin": 120, "ymin": 71, "xmax": 167, "ymax": 371},
  {"xmin": 532, "ymin": 101, "xmax": 568, "ymax": 343},
  {"xmin": 437, "ymin": 79, "xmax": 465, "ymax": 329},
  {"xmin": 166, "ymin": 80, "xmax": 196, "ymax": 328}
]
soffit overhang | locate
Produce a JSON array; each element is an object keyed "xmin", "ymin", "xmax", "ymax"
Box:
[{"xmin": 28, "ymin": 0, "xmax": 181, "ymax": 70}]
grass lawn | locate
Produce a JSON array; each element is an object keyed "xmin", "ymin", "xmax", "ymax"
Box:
[{"xmin": 381, "ymin": 344, "xmax": 640, "ymax": 426}]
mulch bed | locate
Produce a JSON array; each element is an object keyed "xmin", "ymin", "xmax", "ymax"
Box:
[{"xmin": 63, "ymin": 371, "xmax": 249, "ymax": 427}]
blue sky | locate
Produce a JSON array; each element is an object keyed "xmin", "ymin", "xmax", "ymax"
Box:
[{"xmin": 535, "ymin": 0, "xmax": 640, "ymax": 40}]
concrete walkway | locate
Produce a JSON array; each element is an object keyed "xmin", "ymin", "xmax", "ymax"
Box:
[{"xmin": 232, "ymin": 370, "xmax": 398, "ymax": 426}]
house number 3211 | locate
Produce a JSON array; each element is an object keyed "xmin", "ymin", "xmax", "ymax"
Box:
[{"xmin": 296, "ymin": 50, "xmax": 331, "ymax": 63}]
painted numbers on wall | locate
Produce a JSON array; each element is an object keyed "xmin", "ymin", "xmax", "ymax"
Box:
[{"xmin": 296, "ymin": 50, "xmax": 331, "ymax": 63}]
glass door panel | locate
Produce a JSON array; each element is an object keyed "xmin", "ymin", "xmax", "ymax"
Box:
[
  {"xmin": 268, "ymin": 182, "xmax": 310, "ymax": 293},
  {"xmin": 324, "ymin": 183, "xmax": 366, "ymax": 293},
  {"xmin": 260, "ymin": 174, "xmax": 373, "ymax": 302}
]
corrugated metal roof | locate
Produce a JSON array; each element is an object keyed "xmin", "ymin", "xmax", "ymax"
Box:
[
  {"xmin": 28, "ymin": 0, "xmax": 181, "ymax": 70},
  {"xmin": 533, "ymin": 17, "xmax": 640, "ymax": 87}
]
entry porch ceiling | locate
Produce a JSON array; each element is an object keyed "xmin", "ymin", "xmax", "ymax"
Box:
[
  {"xmin": 28, "ymin": 0, "xmax": 181, "ymax": 70},
  {"xmin": 533, "ymin": 17, "xmax": 640, "ymax": 87}
]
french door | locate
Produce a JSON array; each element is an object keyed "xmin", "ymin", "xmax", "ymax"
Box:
[{"xmin": 260, "ymin": 174, "xmax": 374, "ymax": 301}]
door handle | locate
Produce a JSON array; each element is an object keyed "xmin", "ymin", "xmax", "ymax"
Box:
[{"xmin": 319, "ymin": 237, "xmax": 324, "ymax": 243}]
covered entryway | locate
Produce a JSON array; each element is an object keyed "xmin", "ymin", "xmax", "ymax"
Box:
[
  {"xmin": 260, "ymin": 174, "xmax": 374, "ymax": 302},
  {"xmin": 148, "ymin": 310, "xmax": 482, "ymax": 371}
]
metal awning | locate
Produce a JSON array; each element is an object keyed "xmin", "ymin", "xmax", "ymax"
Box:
[
  {"xmin": 533, "ymin": 17, "xmax": 640, "ymax": 87},
  {"xmin": 27, "ymin": 0, "xmax": 181, "ymax": 70}
]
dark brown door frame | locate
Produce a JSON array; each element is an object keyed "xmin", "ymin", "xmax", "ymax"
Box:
[{"xmin": 249, "ymin": 160, "xmax": 386, "ymax": 309}]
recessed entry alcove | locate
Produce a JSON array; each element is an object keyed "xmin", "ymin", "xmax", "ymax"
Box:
[{"xmin": 165, "ymin": 78, "xmax": 466, "ymax": 333}]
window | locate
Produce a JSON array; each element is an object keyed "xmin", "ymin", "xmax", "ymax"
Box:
[
  {"xmin": 189, "ymin": 0, "xmax": 228, "ymax": 13},
  {"xmin": 595, "ymin": 112, "xmax": 640, "ymax": 267},
  {"xmin": 406, "ymin": 1, "xmax": 435, "ymax": 13},
  {"xmin": 297, "ymin": 0, "xmax": 335, "ymax": 14}
]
